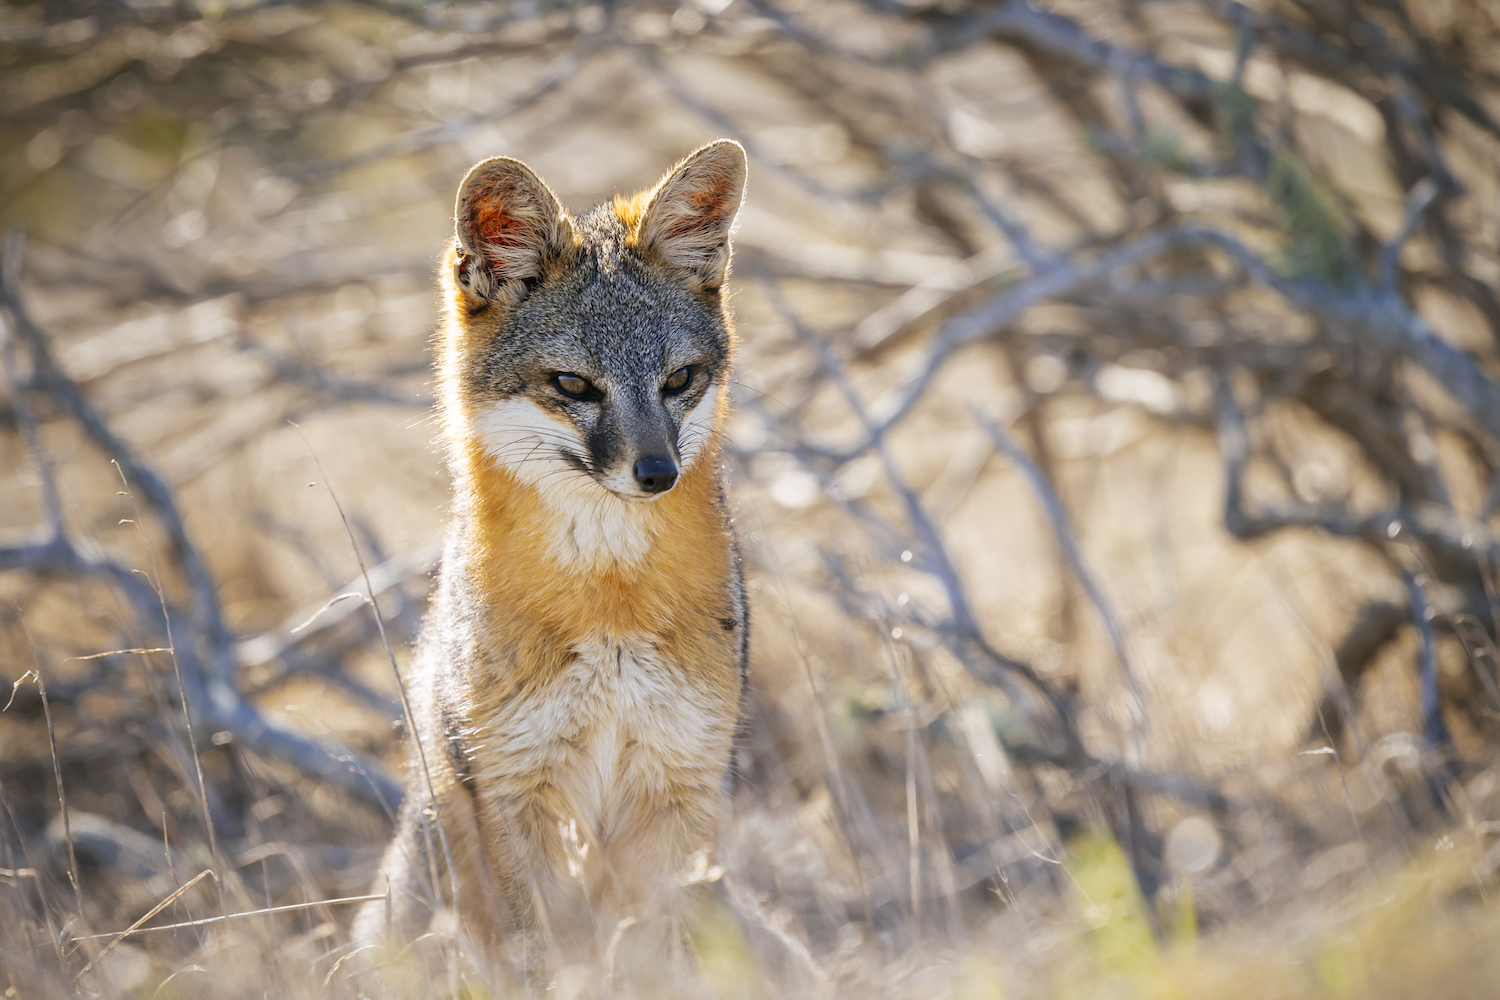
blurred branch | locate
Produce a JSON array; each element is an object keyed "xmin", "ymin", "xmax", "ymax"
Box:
[
  {"xmin": 244, "ymin": 649, "xmax": 401, "ymax": 720},
  {"xmin": 1315, "ymin": 600, "xmax": 1406, "ymax": 747},
  {"xmin": 229, "ymin": 334, "xmax": 426, "ymax": 409},
  {"xmin": 1216, "ymin": 370, "xmax": 1500, "ymax": 574},
  {"xmin": 2, "ymin": 232, "xmax": 232, "ymax": 680},
  {"xmin": 641, "ymin": 48, "xmax": 854, "ymax": 204},
  {"xmin": 0, "ymin": 527, "xmax": 404, "ymax": 811},
  {"xmin": 1380, "ymin": 178, "xmax": 1440, "ymax": 291},
  {"xmin": 972, "ymin": 1, "xmax": 1218, "ymax": 103},
  {"xmin": 0, "ymin": 300, "xmax": 62, "ymax": 540},
  {"xmin": 836, "ymin": 219, "xmax": 1500, "ymax": 469},
  {"xmin": 1448, "ymin": 616, "xmax": 1500, "ymax": 715},
  {"xmin": 852, "ymin": 247, "xmax": 1015, "ymax": 355},
  {"xmin": 766, "ymin": 279, "xmax": 1228, "ymax": 831},
  {"xmin": 1204, "ymin": 0, "xmax": 1500, "ymax": 143},
  {"xmin": 290, "ymin": 31, "xmax": 601, "ymax": 182},
  {"xmin": 0, "ymin": 235, "xmax": 401, "ymax": 812},
  {"xmin": 764, "ymin": 279, "xmax": 986, "ymax": 647},
  {"xmin": 973, "ymin": 409, "xmax": 1145, "ymax": 729},
  {"xmin": 810, "ymin": 226, "xmax": 1224, "ymax": 464},
  {"xmin": 236, "ymin": 539, "xmax": 441, "ymax": 669},
  {"xmin": 1405, "ymin": 571, "xmax": 1450, "ymax": 751}
]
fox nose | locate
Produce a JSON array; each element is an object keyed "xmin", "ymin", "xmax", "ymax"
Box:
[{"xmin": 633, "ymin": 455, "xmax": 679, "ymax": 494}]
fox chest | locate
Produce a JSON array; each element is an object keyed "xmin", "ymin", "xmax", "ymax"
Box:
[{"xmin": 468, "ymin": 636, "xmax": 736, "ymax": 834}]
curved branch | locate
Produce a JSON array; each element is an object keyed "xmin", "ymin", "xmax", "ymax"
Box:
[{"xmin": 0, "ymin": 235, "xmax": 402, "ymax": 813}]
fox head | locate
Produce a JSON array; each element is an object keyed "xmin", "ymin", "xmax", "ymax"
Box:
[{"xmin": 437, "ymin": 140, "xmax": 746, "ymax": 509}]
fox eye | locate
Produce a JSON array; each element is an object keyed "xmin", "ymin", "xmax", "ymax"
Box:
[
  {"xmin": 663, "ymin": 367, "xmax": 692, "ymax": 395},
  {"xmin": 553, "ymin": 373, "xmax": 596, "ymax": 399}
]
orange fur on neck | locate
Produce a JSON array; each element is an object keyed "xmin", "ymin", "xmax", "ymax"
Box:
[{"xmin": 452, "ymin": 427, "xmax": 739, "ymax": 703}]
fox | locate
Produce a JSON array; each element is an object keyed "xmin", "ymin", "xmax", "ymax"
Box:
[{"xmin": 351, "ymin": 139, "xmax": 750, "ymax": 979}]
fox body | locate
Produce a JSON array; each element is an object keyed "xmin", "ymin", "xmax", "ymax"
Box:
[{"xmin": 355, "ymin": 141, "xmax": 749, "ymax": 971}]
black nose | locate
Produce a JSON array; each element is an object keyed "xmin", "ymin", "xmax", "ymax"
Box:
[{"xmin": 633, "ymin": 455, "xmax": 679, "ymax": 494}]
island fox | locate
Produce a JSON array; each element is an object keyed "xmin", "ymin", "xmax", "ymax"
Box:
[{"xmin": 353, "ymin": 140, "xmax": 750, "ymax": 974}]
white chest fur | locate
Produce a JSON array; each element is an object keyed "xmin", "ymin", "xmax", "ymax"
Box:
[
  {"xmin": 541, "ymin": 486, "xmax": 656, "ymax": 572},
  {"xmin": 470, "ymin": 636, "xmax": 733, "ymax": 839}
]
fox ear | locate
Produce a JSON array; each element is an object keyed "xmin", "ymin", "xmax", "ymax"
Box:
[
  {"xmin": 635, "ymin": 139, "xmax": 747, "ymax": 289},
  {"xmin": 454, "ymin": 157, "xmax": 571, "ymax": 302}
]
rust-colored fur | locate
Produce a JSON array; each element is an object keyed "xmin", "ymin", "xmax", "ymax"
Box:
[{"xmin": 354, "ymin": 142, "xmax": 749, "ymax": 980}]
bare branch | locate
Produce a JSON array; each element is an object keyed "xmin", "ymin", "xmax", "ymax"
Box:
[
  {"xmin": 236, "ymin": 540, "xmax": 442, "ymax": 668},
  {"xmin": 0, "ymin": 238, "xmax": 403, "ymax": 813},
  {"xmin": 976, "ymin": 1, "xmax": 1218, "ymax": 102},
  {"xmin": 972, "ymin": 409, "xmax": 1146, "ymax": 731},
  {"xmin": 0, "ymin": 309, "xmax": 62, "ymax": 539},
  {"xmin": 289, "ymin": 33, "xmax": 601, "ymax": 183},
  {"xmin": 1380, "ymin": 177, "xmax": 1441, "ymax": 291},
  {"xmin": 852, "ymin": 247, "xmax": 1016, "ymax": 354},
  {"xmin": 1216, "ymin": 370, "xmax": 1500, "ymax": 573},
  {"xmin": 1, "ymin": 232, "xmax": 233, "ymax": 685},
  {"xmin": 813, "ymin": 227, "xmax": 1218, "ymax": 463},
  {"xmin": 1405, "ymin": 572, "xmax": 1449, "ymax": 751}
]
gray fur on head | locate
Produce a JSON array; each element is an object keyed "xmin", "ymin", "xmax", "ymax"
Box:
[{"xmin": 451, "ymin": 141, "xmax": 746, "ymax": 501}]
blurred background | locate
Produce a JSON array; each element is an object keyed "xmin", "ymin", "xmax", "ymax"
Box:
[{"xmin": 3, "ymin": 0, "xmax": 1500, "ymax": 995}]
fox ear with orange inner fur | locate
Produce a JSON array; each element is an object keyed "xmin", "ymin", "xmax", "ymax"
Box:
[
  {"xmin": 454, "ymin": 157, "xmax": 572, "ymax": 304},
  {"xmin": 635, "ymin": 139, "xmax": 747, "ymax": 290}
]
